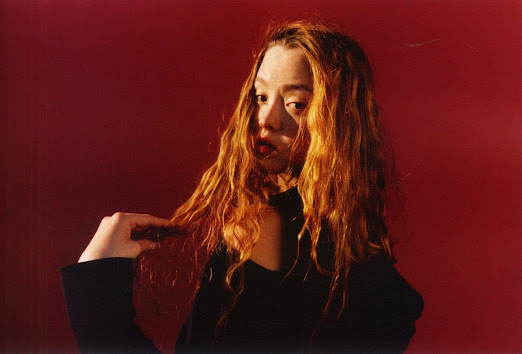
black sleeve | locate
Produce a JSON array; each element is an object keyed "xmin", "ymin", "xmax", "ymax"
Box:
[
  {"xmin": 60, "ymin": 258, "xmax": 159, "ymax": 353},
  {"xmin": 369, "ymin": 262, "xmax": 424, "ymax": 352},
  {"xmin": 316, "ymin": 259, "xmax": 423, "ymax": 353}
]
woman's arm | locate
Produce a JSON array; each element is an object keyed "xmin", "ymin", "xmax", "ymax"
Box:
[
  {"xmin": 62, "ymin": 212, "xmax": 175, "ymax": 352},
  {"xmin": 61, "ymin": 258, "xmax": 159, "ymax": 353}
]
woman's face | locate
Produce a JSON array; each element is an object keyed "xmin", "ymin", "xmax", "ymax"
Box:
[{"xmin": 252, "ymin": 44, "xmax": 313, "ymax": 174}]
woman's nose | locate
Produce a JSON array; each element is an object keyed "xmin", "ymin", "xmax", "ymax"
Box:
[{"xmin": 258, "ymin": 100, "xmax": 283, "ymax": 132}]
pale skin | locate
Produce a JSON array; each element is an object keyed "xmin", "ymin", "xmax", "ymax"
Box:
[
  {"xmin": 78, "ymin": 212, "xmax": 174, "ymax": 262},
  {"xmin": 250, "ymin": 45, "xmax": 312, "ymax": 270},
  {"xmin": 79, "ymin": 45, "xmax": 312, "ymax": 272}
]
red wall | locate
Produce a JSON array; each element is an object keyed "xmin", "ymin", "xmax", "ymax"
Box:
[{"xmin": 1, "ymin": 1, "xmax": 520, "ymax": 352}]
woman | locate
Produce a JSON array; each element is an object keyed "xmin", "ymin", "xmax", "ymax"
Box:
[{"xmin": 61, "ymin": 21, "xmax": 423, "ymax": 353}]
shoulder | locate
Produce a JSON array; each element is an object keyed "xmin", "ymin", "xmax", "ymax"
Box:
[
  {"xmin": 349, "ymin": 257, "xmax": 424, "ymax": 322},
  {"xmin": 329, "ymin": 258, "xmax": 424, "ymax": 352}
]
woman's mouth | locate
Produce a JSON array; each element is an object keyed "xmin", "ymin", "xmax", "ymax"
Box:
[{"xmin": 256, "ymin": 137, "xmax": 277, "ymax": 156}]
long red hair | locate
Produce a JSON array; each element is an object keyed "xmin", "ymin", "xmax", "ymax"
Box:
[{"xmin": 135, "ymin": 20, "xmax": 393, "ymax": 350}]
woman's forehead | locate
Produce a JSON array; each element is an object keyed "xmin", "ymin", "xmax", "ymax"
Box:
[{"xmin": 255, "ymin": 45, "xmax": 313, "ymax": 88}]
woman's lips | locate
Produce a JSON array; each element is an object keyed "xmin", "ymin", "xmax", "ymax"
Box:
[{"xmin": 256, "ymin": 137, "xmax": 277, "ymax": 156}]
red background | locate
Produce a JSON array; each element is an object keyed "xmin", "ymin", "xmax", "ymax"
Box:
[{"xmin": 1, "ymin": 1, "xmax": 521, "ymax": 352}]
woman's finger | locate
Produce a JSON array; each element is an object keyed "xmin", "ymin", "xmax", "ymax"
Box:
[
  {"xmin": 111, "ymin": 212, "xmax": 175, "ymax": 230},
  {"xmin": 79, "ymin": 212, "xmax": 172, "ymax": 262},
  {"xmin": 135, "ymin": 239, "xmax": 159, "ymax": 253}
]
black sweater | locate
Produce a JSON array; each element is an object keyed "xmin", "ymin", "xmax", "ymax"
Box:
[
  {"xmin": 176, "ymin": 251, "xmax": 423, "ymax": 353},
  {"xmin": 61, "ymin": 188, "xmax": 423, "ymax": 353}
]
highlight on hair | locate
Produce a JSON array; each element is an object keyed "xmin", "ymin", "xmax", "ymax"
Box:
[{"xmin": 136, "ymin": 20, "xmax": 393, "ymax": 345}]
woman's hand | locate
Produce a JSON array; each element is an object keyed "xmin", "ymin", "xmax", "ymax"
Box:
[{"xmin": 78, "ymin": 212, "xmax": 175, "ymax": 263}]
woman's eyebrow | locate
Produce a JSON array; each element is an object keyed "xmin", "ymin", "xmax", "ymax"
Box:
[
  {"xmin": 282, "ymin": 84, "xmax": 313, "ymax": 93},
  {"xmin": 254, "ymin": 77, "xmax": 266, "ymax": 86},
  {"xmin": 254, "ymin": 77, "xmax": 312, "ymax": 93}
]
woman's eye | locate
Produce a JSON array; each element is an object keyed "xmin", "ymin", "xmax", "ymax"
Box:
[
  {"xmin": 256, "ymin": 95, "xmax": 267, "ymax": 104},
  {"xmin": 289, "ymin": 102, "xmax": 307, "ymax": 110}
]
